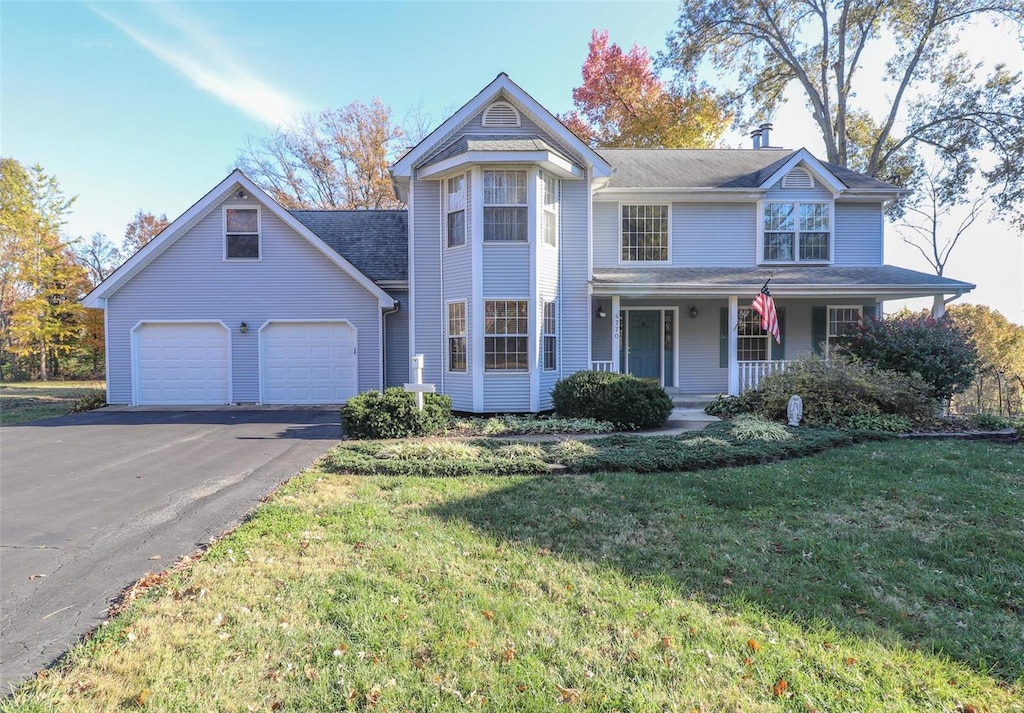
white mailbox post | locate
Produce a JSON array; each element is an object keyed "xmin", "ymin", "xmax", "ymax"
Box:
[{"xmin": 404, "ymin": 354, "xmax": 436, "ymax": 411}]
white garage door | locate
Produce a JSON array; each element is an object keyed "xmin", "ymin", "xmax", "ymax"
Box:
[
  {"xmin": 261, "ymin": 321, "xmax": 357, "ymax": 404},
  {"xmin": 135, "ymin": 322, "xmax": 230, "ymax": 405}
]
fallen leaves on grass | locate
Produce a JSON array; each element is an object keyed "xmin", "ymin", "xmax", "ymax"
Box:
[{"xmin": 772, "ymin": 679, "xmax": 789, "ymax": 697}]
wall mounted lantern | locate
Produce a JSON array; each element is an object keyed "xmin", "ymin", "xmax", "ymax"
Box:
[
  {"xmin": 239, "ymin": 322, "xmax": 249, "ymax": 334},
  {"xmin": 689, "ymin": 306, "xmax": 698, "ymax": 319}
]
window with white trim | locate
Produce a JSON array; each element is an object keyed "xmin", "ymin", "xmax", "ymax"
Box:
[
  {"xmin": 827, "ymin": 306, "xmax": 862, "ymax": 356},
  {"xmin": 446, "ymin": 174, "xmax": 467, "ymax": 248},
  {"xmin": 621, "ymin": 204, "xmax": 669, "ymax": 261},
  {"xmin": 762, "ymin": 201, "xmax": 831, "ymax": 262},
  {"xmin": 540, "ymin": 172, "xmax": 558, "ymax": 247},
  {"xmin": 225, "ymin": 207, "xmax": 259, "ymax": 259},
  {"xmin": 484, "ymin": 300, "xmax": 528, "ymax": 371},
  {"xmin": 484, "ymin": 170, "xmax": 527, "ymax": 242},
  {"xmin": 737, "ymin": 308, "xmax": 769, "ymax": 361},
  {"xmin": 542, "ymin": 301, "xmax": 557, "ymax": 370},
  {"xmin": 447, "ymin": 302, "xmax": 467, "ymax": 372}
]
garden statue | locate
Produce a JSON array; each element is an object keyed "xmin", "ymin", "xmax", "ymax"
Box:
[{"xmin": 787, "ymin": 395, "xmax": 803, "ymax": 426}]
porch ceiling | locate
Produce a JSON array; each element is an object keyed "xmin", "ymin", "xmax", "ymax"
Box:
[{"xmin": 591, "ymin": 265, "xmax": 975, "ymax": 299}]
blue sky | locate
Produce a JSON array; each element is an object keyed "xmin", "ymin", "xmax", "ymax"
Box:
[{"xmin": 3, "ymin": 1, "xmax": 1022, "ymax": 322}]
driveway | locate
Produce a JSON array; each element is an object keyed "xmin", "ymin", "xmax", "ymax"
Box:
[{"xmin": 0, "ymin": 408, "xmax": 340, "ymax": 687}]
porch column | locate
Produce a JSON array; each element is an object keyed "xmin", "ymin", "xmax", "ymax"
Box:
[
  {"xmin": 727, "ymin": 295, "xmax": 739, "ymax": 395},
  {"xmin": 611, "ymin": 295, "xmax": 621, "ymax": 373}
]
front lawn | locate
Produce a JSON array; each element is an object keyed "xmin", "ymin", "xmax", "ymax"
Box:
[
  {"xmin": 0, "ymin": 380, "xmax": 105, "ymax": 425},
  {"xmin": 8, "ymin": 439, "xmax": 1023, "ymax": 711}
]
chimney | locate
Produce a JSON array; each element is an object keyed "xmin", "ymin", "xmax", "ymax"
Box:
[
  {"xmin": 759, "ymin": 122, "xmax": 773, "ymax": 148},
  {"xmin": 750, "ymin": 128, "xmax": 762, "ymax": 149}
]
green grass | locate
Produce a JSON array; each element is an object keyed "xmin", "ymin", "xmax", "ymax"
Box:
[
  {"xmin": 0, "ymin": 380, "xmax": 105, "ymax": 425},
  {"xmin": 6, "ymin": 439, "xmax": 1023, "ymax": 711}
]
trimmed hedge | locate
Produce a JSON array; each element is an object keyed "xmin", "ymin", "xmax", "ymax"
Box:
[
  {"xmin": 551, "ymin": 371, "xmax": 673, "ymax": 430},
  {"xmin": 340, "ymin": 388, "xmax": 451, "ymax": 440}
]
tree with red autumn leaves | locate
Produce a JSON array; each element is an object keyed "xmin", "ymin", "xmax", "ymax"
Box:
[{"xmin": 561, "ymin": 30, "xmax": 729, "ymax": 149}]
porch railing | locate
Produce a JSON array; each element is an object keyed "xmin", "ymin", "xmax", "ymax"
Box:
[
  {"xmin": 738, "ymin": 360, "xmax": 792, "ymax": 392},
  {"xmin": 590, "ymin": 361, "xmax": 614, "ymax": 372}
]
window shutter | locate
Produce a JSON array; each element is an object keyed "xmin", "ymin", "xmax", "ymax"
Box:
[
  {"xmin": 720, "ymin": 308, "xmax": 728, "ymax": 368},
  {"xmin": 811, "ymin": 306, "xmax": 827, "ymax": 356},
  {"xmin": 771, "ymin": 308, "xmax": 786, "ymax": 360}
]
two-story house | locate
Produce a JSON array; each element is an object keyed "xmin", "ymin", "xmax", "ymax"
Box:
[{"xmin": 84, "ymin": 74, "xmax": 974, "ymax": 410}]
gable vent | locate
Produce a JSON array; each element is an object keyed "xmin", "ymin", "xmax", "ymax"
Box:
[
  {"xmin": 782, "ymin": 167, "xmax": 815, "ymax": 189},
  {"xmin": 482, "ymin": 101, "xmax": 521, "ymax": 128}
]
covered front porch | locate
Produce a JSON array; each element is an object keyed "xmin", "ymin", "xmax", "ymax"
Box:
[{"xmin": 588, "ymin": 266, "xmax": 976, "ymax": 396}]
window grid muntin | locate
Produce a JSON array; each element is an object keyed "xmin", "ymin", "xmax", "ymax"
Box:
[
  {"xmin": 541, "ymin": 172, "xmax": 558, "ymax": 247},
  {"xmin": 446, "ymin": 174, "xmax": 467, "ymax": 248},
  {"xmin": 762, "ymin": 201, "xmax": 831, "ymax": 262},
  {"xmin": 484, "ymin": 170, "xmax": 528, "ymax": 242},
  {"xmin": 621, "ymin": 204, "xmax": 669, "ymax": 262},
  {"xmin": 447, "ymin": 302, "xmax": 467, "ymax": 372},
  {"xmin": 827, "ymin": 306, "xmax": 862, "ymax": 355},
  {"xmin": 737, "ymin": 308, "xmax": 769, "ymax": 361},
  {"xmin": 225, "ymin": 207, "xmax": 259, "ymax": 259},
  {"xmin": 485, "ymin": 300, "xmax": 528, "ymax": 371},
  {"xmin": 542, "ymin": 300, "xmax": 557, "ymax": 370}
]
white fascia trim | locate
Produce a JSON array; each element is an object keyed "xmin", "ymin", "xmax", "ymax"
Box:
[
  {"xmin": 391, "ymin": 74, "xmax": 613, "ymax": 179},
  {"xmin": 595, "ymin": 189, "xmax": 766, "ymax": 203},
  {"xmin": 592, "ymin": 284, "xmax": 976, "ymax": 298},
  {"xmin": 759, "ymin": 149, "xmax": 846, "ymax": 194},
  {"xmin": 418, "ymin": 151, "xmax": 582, "ymax": 180},
  {"xmin": 82, "ymin": 170, "xmax": 396, "ymax": 311}
]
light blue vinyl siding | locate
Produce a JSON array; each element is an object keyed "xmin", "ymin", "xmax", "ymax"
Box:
[
  {"xmin": 442, "ymin": 239, "xmax": 474, "ymax": 411},
  {"xmin": 592, "ymin": 202, "xmax": 619, "ymax": 267},
  {"xmin": 834, "ymin": 203, "xmax": 884, "ymax": 265},
  {"xmin": 764, "ymin": 184, "xmax": 834, "ymax": 202},
  {"xmin": 676, "ymin": 203, "xmax": 755, "ymax": 266},
  {"xmin": 411, "ymin": 179, "xmax": 444, "ymax": 387},
  {"xmin": 385, "ymin": 288, "xmax": 409, "ymax": 389},
  {"xmin": 591, "ymin": 300, "xmax": 613, "ymax": 362},
  {"xmin": 483, "ymin": 245, "xmax": 530, "ymax": 296},
  {"xmin": 105, "ymin": 195, "xmax": 382, "ymax": 404},
  {"xmin": 483, "ymin": 374, "xmax": 531, "ymax": 412},
  {"xmin": 558, "ymin": 178, "xmax": 591, "ymax": 376}
]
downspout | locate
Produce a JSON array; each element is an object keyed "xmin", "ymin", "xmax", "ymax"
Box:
[{"xmin": 382, "ymin": 300, "xmax": 401, "ymax": 388}]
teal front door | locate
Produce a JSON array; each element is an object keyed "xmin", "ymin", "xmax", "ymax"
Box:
[{"xmin": 627, "ymin": 310, "xmax": 661, "ymax": 381}]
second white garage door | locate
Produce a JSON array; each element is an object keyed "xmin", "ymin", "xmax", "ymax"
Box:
[{"xmin": 261, "ymin": 321, "xmax": 358, "ymax": 404}]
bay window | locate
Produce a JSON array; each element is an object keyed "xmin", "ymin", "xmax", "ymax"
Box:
[
  {"xmin": 483, "ymin": 170, "xmax": 527, "ymax": 242},
  {"xmin": 484, "ymin": 300, "xmax": 528, "ymax": 370}
]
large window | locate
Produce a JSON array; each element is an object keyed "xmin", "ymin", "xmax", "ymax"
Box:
[
  {"xmin": 542, "ymin": 301, "xmax": 557, "ymax": 370},
  {"xmin": 225, "ymin": 207, "xmax": 259, "ymax": 259},
  {"xmin": 737, "ymin": 309, "xmax": 769, "ymax": 361},
  {"xmin": 762, "ymin": 201, "xmax": 831, "ymax": 262},
  {"xmin": 446, "ymin": 174, "xmax": 467, "ymax": 248},
  {"xmin": 484, "ymin": 300, "xmax": 528, "ymax": 371},
  {"xmin": 621, "ymin": 204, "xmax": 669, "ymax": 261},
  {"xmin": 484, "ymin": 170, "xmax": 527, "ymax": 242},
  {"xmin": 827, "ymin": 306, "xmax": 862, "ymax": 356},
  {"xmin": 447, "ymin": 302, "xmax": 467, "ymax": 372},
  {"xmin": 540, "ymin": 172, "xmax": 558, "ymax": 247}
]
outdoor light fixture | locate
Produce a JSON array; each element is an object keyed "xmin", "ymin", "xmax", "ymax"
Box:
[
  {"xmin": 239, "ymin": 322, "xmax": 248, "ymax": 334},
  {"xmin": 689, "ymin": 306, "xmax": 698, "ymax": 319},
  {"xmin": 596, "ymin": 304, "xmax": 607, "ymax": 319}
]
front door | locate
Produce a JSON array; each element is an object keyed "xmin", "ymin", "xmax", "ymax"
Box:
[{"xmin": 627, "ymin": 310, "xmax": 661, "ymax": 381}]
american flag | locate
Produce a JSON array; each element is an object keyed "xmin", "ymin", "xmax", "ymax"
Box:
[{"xmin": 751, "ymin": 279, "xmax": 781, "ymax": 344}]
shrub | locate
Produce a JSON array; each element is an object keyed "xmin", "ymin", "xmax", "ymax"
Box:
[
  {"xmin": 70, "ymin": 391, "xmax": 106, "ymax": 413},
  {"xmin": 376, "ymin": 440, "xmax": 481, "ymax": 461},
  {"xmin": 705, "ymin": 392, "xmax": 762, "ymax": 419},
  {"xmin": 749, "ymin": 356, "xmax": 936, "ymax": 428},
  {"xmin": 551, "ymin": 371, "xmax": 673, "ymax": 430},
  {"xmin": 846, "ymin": 312, "xmax": 978, "ymax": 401},
  {"xmin": 845, "ymin": 414, "xmax": 913, "ymax": 433},
  {"xmin": 969, "ymin": 413, "xmax": 1014, "ymax": 431},
  {"xmin": 471, "ymin": 415, "xmax": 613, "ymax": 436},
  {"xmin": 340, "ymin": 388, "xmax": 451, "ymax": 440},
  {"xmin": 729, "ymin": 414, "xmax": 793, "ymax": 441}
]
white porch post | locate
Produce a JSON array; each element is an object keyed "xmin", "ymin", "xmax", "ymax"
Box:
[
  {"xmin": 611, "ymin": 295, "xmax": 621, "ymax": 373},
  {"xmin": 727, "ymin": 295, "xmax": 739, "ymax": 395}
]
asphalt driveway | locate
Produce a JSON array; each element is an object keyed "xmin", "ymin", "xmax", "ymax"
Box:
[{"xmin": 0, "ymin": 408, "xmax": 340, "ymax": 687}]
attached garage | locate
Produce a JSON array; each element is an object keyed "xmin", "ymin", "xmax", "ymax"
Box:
[
  {"xmin": 260, "ymin": 321, "xmax": 358, "ymax": 404},
  {"xmin": 133, "ymin": 322, "xmax": 231, "ymax": 405}
]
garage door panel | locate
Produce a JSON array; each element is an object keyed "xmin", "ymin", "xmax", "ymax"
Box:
[
  {"xmin": 135, "ymin": 323, "xmax": 230, "ymax": 405},
  {"xmin": 261, "ymin": 322, "xmax": 357, "ymax": 404}
]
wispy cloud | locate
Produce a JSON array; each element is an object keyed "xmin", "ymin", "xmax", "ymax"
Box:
[{"xmin": 90, "ymin": 3, "xmax": 305, "ymax": 127}]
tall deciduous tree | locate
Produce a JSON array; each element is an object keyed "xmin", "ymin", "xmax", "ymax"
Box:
[
  {"xmin": 663, "ymin": 1, "xmax": 1024, "ymax": 227},
  {"xmin": 0, "ymin": 158, "xmax": 88, "ymax": 380},
  {"xmin": 123, "ymin": 210, "xmax": 169, "ymax": 255},
  {"xmin": 237, "ymin": 98, "xmax": 404, "ymax": 210},
  {"xmin": 73, "ymin": 231, "xmax": 122, "ymax": 285},
  {"xmin": 948, "ymin": 304, "xmax": 1024, "ymax": 415},
  {"xmin": 562, "ymin": 30, "xmax": 730, "ymax": 149}
]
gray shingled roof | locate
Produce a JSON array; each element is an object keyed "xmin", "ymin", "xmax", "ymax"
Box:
[
  {"xmin": 290, "ymin": 210, "xmax": 407, "ymax": 283},
  {"xmin": 593, "ymin": 266, "xmax": 974, "ymax": 292},
  {"xmin": 420, "ymin": 134, "xmax": 569, "ymax": 168},
  {"xmin": 597, "ymin": 148, "xmax": 898, "ymax": 191}
]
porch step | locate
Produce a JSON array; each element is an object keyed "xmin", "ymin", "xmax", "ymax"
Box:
[
  {"xmin": 668, "ymin": 393, "xmax": 719, "ymax": 410},
  {"xmin": 665, "ymin": 407, "xmax": 720, "ymax": 431}
]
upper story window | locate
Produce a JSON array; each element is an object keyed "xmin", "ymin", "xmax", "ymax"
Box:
[
  {"xmin": 225, "ymin": 207, "xmax": 259, "ymax": 259},
  {"xmin": 827, "ymin": 305, "xmax": 862, "ymax": 356},
  {"xmin": 484, "ymin": 170, "xmax": 527, "ymax": 242},
  {"xmin": 540, "ymin": 172, "xmax": 558, "ymax": 247},
  {"xmin": 762, "ymin": 201, "xmax": 831, "ymax": 262},
  {"xmin": 484, "ymin": 299, "xmax": 528, "ymax": 371},
  {"xmin": 621, "ymin": 204, "xmax": 669, "ymax": 262},
  {"xmin": 446, "ymin": 174, "xmax": 467, "ymax": 248}
]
